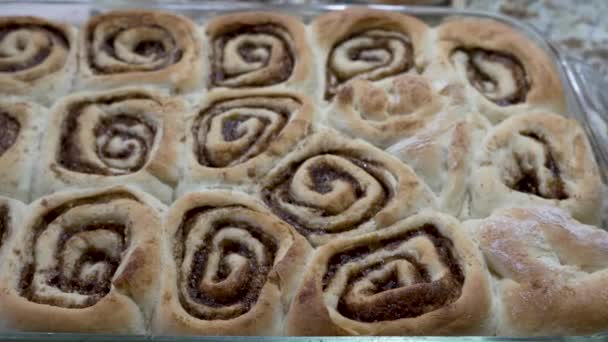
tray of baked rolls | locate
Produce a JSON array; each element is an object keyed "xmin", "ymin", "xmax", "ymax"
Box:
[{"xmin": 0, "ymin": 0, "xmax": 607, "ymax": 340}]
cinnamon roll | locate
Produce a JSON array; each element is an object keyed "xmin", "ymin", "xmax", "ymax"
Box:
[
  {"xmin": 78, "ymin": 10, "xmax": 202, "ymax": 93},
  {"xmin": 0, "ymin": 99, "xmax": 44, "ymax": 202},
  {"xmin": 0, "ymin": 186, "xmax": 164, "ymax": 333},
  {"xmin": 286, "ymin": 211, "xmax": 492, "ymax": 336},
  {"xmin": 387, "ymin": 112, "xmax": 491, "ymax": 217},
  {"xmin": 152, "ymin": 191, "xmax": 311, "ymax": 335},
  {"xmin": 205, "ymin": 12, "xmax": 312, "ymax": 91},
  {"xmin": 325, "ymin": 74, "xmax": 446, "ymax": 149},
  {"xmin": 260, "ymin": 129, "xmax": 437, "ymax": 246},
  {"xmin": 32, "ymin": 87, "xmax": 186, "ymax": 203},
  {"xmin": 465, "ymin": 206, "xmax": 608, "ymax": 335},
  {"xmin": 311, "ymin": 8, "xmax": 430, "ymax": 101},
  {"xmin": 434, "ymin": 19, "xmax": 566, "ymax": 122},
  {"xmin": 468, "ymin": 112, "xmax": 603, "ymax": 224},
  {"xmin": 0, "ymin": 16, "xmax": 76, "ymax": 105},
  {"xmin": 180, "ymin": 90, "xmax": 313, "ymax": 191}
]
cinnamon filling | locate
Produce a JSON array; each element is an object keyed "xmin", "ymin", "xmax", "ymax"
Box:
[
  {"xmin": 453, "ymin": 48, "xmax": 529, "ymax": 106},
  {"xmin": 0, "ymin": 23, "xmax": 69, "ymax": 73},
  {"xmin": 325, "ymin": 29, "xmax": 414, "ymax": 100},
  {"xmin": 323, "ymin": 225, "xmax": 464, "ymax": 322},
  {"xmin": 211, "ymin": 24, "xmax": 295, "ymax": 87},
  {"xmin": 58, "ymin": 93, "xmax": 158, "ymax": 175},
  {"xmin": 508, "ymin": 131, "xmax": 568, "ymax": 199},
  {"xmin": 175, "ymin": 206, "xmax": 278, "ymax": 320},
  {"xmin": 0, "ymin": 111, "xmax": 20, "ymax": 156},
  {"xmin": 18, "ymin": 192, "xmax": 139, "ymax": 308},
  {"xmin": 193, "ymin": 97, "xmax": 295, "ymax": 168},
  {"xmin": 262, "ymin": 155, "xmax": 390, "ymax": 236},
  {"xmin": 0, "ymin": 205, "xmax": 9, "ymax": 249}
]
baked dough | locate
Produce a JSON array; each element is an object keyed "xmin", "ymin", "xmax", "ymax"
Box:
[
  {"xmin": 0, "ymin": 186, "xmax": 165, "ymax": 333},
  {"xmin": 434, "ymin": 18, "xmax": 566, "ymax": 122},
  {"xmin": 311, "ymin": 7, "xmax": 430, "ymax": 101},
  {"xmin": 204, "ymin": 11, "xmax": 313, "ymax": 93},
  {"xmin": 465, "ymin": 206, "xmax": 608, "ymax": 335},
  {"xmin": 152, "ymin": 190, "xmax": 311, "ymax": 335},
  {"xmin": 388, "ymin": 112, "xmax": 491, "ymax": 217},
  {"xmin": 286, "ymin": 211, "xmax": 492, "ymax": 335},
  {"xmin": 468, "ymin": 111, "xmax": 603, "ymax": 224},
  {"xmin": 32, "ymin": 87, "xmax": 186, "ymax": 203},
  {"xmin": 78, "ymin": 10, "xmax": 202, "ymax": 93},
  {"xmin": 259, "ymin": 129, "xmax": 437, "ymax": 246},
  {"xmin": 0, "ymin": 16, "xmax": 77, "ymax": 105},
  {"xmin": 178, "ymin": 89, "xmax": 313, "ymax": 193},
  {"xmin": 0, "ymin": 99, "xmax": 44, "ymax": 202}
]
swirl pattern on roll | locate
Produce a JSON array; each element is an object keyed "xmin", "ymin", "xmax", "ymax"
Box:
[
  {"xmin": 18, "ymin": 191, "xmax": 139, "ymax": 308},
  {"xmin": 0, "ymin": 204, "xmax": 9, "ymax": 248},
  {"xmin": 57, "ymin": 92, "xmax": 160, "ymax": 176},
  {"xmin": 174, "ymin": 205, "xmax": 280, "ymax": 320},
  {"xmin": 210, "ymin": 24, "xmax": 295, "ymax": 88},
  {"xmin": 84, "ymin": 11, "xmax": 191, "ymax": 74},
  {"xmin": 325, "ymin": 29, "xmax": 413, "ymax": 100},
  {"xmin": 0, "ymin": 111, "xmax": 20, "ymax": 157},
  {"xmin": 0, "ymin": 17, "xmax": 70, "ymax": 81},
  {"xmin": 451, "ymin": 48, "xmax": 530, "ymax": 106},
  {"xmin": 193, "ymin": 96, "xmax": 301, "ymax": 168},
  {"xmin": 262, "ymin": 130, "xmax": 436, "ymax": 246},
  {"xmin": 323, "ymin": 224, "xmax": 464, "ymax": 322}
]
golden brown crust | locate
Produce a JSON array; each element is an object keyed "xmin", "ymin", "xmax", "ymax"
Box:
[
  {"xmin": 311, "ymin": 8, "xmax": 430, "ymax": 101},
  {"xmin": 388, "ymin": 112, "xmax": 491, "ymax": 217},
  {"xmin": 469, "ymin": 112, "xmax": 603, "ymax": 224},
  {"xmin": 205, "ymin": 12, "xmax": 313, "ymax": 92},
  {"xmin": 179, "ymin": 89, "xmax": 314, "ymax": 192},
  {"xmin": 286, "ymin": 211, "xmax": 492, "ymax": 336},
  {"xmin": 32, "ymin": 87, "xmax": 186, "ymax": 203},
  {"xmin": 0, "ymin": 99, "xmax": 44, "ymax": 202},
  {"xmin": 0, "ymin": 186, "xmax": 165, "ymax": 333},
  {"xmin": 259, "ymin": 129, "xmax": 437, "ymax": 246},
  {"xmin": 0, "ymin": 16, "xmax": 77, "ymax": 105},
  {"xmin": 466, "ymin": 206, "xmax": 608, "ymax": 335},
  {"xmin": 434, "ymin": 19, "xmax": 566, "ymax": 122},
  {"xmin": 78, "ymin": 10, "xmax": 202, "ymax": 93},
  {"xmin": 152, "ymin": 190, "xmax": 312, "ymax": 335}
]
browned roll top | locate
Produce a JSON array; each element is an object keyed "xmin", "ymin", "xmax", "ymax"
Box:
[
  {"xmin": 325, "ymin": 29, "xmax": 414, "ymax": 100},
  {"xmin": 0, "ymin": 111, "xmax": 20, "ymax": 156},
  {"xmin": 0, "ymin": 19, "xmax": 69, "ymax": 77},
  {"xmin": 174, "ymin": 205, "xmax": 279, "ymax": 320},
  {"xmin": 322, "ymin": 224, "xmax": 464, "ymax": 322},
  {"xmin": 193, "ymin": 96, "xmax": 300, "ymax": 168},
  {"xmin": 211, "ymin": 24, "xmax": 295, "ymax": 88},
  {"xmin": 58, "ymin": 92, "xmax": 159, "ymax": 176},
  {"xmin": 451, "ymin": 48, "xmax": 530, "ymax": 106},
  {"xmin": 18, "ymin": 191, "xmax": 138, "ymax": 308}
]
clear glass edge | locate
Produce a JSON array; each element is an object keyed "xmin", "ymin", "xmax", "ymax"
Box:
[{"xmin": 0, "ymin": 1, "xmax": 606, "ymax": 340}]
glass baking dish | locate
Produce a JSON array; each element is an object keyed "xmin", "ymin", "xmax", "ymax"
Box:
[{"xmin": 1, "ymin": 1, "xmax": 607, "ymax": 341}]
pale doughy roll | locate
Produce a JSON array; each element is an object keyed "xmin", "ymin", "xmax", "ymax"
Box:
[{"xmin": 465, "ymin": 206, "xmax": 608, "ymax": 336}]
